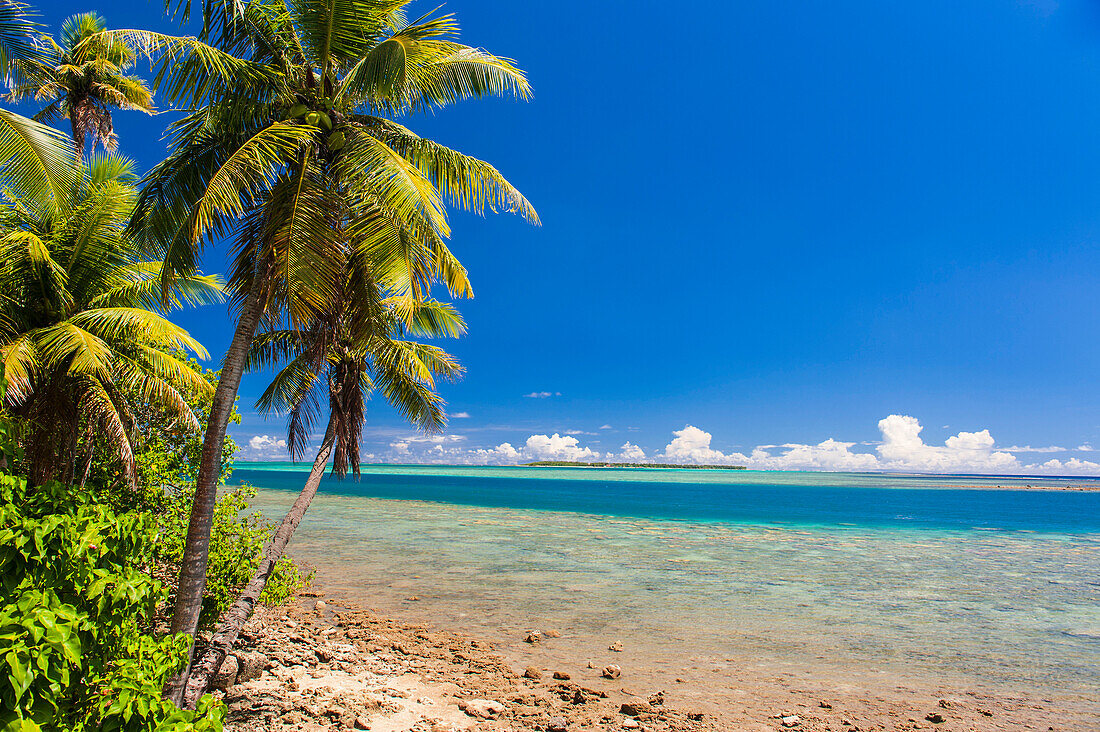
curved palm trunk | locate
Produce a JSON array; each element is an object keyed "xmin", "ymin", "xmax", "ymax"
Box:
[
  {"xmin": 164, "ymin": 285, "xmax": 266, "ymax": 704},
  {"xmin": 181, "ymin": 414, "xmax": 337, "ymax": 708}
]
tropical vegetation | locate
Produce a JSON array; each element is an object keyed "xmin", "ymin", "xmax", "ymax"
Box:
[
  {"xmin": 8, "ymin": 12, "xmax": 155, "ymax": 152},
  {"xmin": 0, "ymin": 0, "xmax": 534, "ymax": 723}
]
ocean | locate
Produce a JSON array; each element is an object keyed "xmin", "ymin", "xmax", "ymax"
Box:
[{"xmin": 234, "ymin": 465, "xmax": 1100, "ymax": 720}]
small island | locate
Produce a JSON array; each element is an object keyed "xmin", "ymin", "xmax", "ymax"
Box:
[{"xmin": 522, "ymin": 461, "xmax": 747, "ymax": 470}]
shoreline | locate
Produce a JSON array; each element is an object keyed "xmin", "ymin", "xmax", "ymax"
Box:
[{"xmin": 217, "ymin": 585, "xmax": 1096, "ymax": 732}]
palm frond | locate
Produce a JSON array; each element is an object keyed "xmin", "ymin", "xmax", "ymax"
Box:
[{"xmin": 0, "ymin": 109, "xmax": 77, "ymax": 211}]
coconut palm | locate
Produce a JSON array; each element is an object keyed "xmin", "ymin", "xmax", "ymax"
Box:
[
  {"xmin": 97, "ymin": 0, "xmax": 538, "ymax": 677},
  {"xmin": 182, "ymin": 286, "xmax": 463, "ymax": 704},
  {"xmin": 0, "ymin": 0, "xmax": 79, "ymax": 210},
  {"xmin": 8, "ymin": 12, "xmax": 154, "ymax": 153},
  {"xmin": 0, "ymin": 154, "xmax": 223, "ymax": 485}
]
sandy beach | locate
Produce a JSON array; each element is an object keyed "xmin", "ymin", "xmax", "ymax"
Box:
[{"xmin": 216, "ymin": 586, "xmax": 1096, "ymax": 732}]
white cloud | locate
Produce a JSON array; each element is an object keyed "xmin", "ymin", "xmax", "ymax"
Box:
[
  {"xmin": 524, "ymin": 391, "xmax": 560, "ymax": 399},
  {"xmin": 1033, "ymin": 457, "xmax": 1100, "ymax": 474},
  {"xmin": 452, "ymin": 412, "xmax": 471, "ymax": 419},
  {"xmin": 615, "ymin": 442, "xmax": 646, "ymax": 461},
  {"xmin": 524, "ymin": 433, "xmax": 598, "ymax": 461},
  {"xmin": 662, "ymin": 425, "xmax": 743, "ymax": 464},
  {"xmin": 242, "ymin": 434, "xmax": 288, "ymax": 459},
  {"xmin": 651, "ymin": 416, "xmax": 1098, "ymax": 475},
  {"xmin": 1077, "ymin": 444, "xmax": 1094, "ymax": 452},
  {"xmin": 564, "ymin": 429, "xmax": 595, "ymax": 435},
  {"xmin": 1001, "ymin": 445, "xmax": 1066, "ymax": 453},
  {"xmin": 599, "ymin": 424, "xmax": 613, "ymax": 430}
]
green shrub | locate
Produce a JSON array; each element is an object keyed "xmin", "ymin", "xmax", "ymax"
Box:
[
  {"xmin": 0, "ymin": 475, "xmax": 224, "ymax": 731},
  {"xmin": 156, "ymin": 484, "xmax": 311, "ymax": 627}
]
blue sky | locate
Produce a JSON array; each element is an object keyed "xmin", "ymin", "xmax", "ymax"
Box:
[{"xmin": 35, "ymin": 0, "xmax": 1100, "ymax": 472}]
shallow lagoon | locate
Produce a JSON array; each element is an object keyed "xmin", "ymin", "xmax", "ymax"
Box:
[{"xmin": 237, "ymin": 466, "xmax": 1100, "ymax": 715}]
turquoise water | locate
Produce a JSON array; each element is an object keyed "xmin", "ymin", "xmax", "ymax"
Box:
[{"xmin": 236, "ymin": 465, "xmax": 1100, "ymax": 715}]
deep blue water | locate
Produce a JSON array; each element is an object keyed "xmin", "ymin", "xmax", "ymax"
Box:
[{"xmin": 231, "ymin": 466, "xmax": 1100, "ymax": 533}]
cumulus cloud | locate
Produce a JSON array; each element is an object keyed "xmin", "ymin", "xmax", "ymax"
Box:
[
  {"xmin": 524, "ymin": 433, "xmax": 598, "ymax": 461},
  {"xmin": 524, "ymin": 391, "xmax": 560, "ymax": 399},
  {"xmin": 242, "ymin": 434, "xmax": 288, "ymax": 459},
  {"xmin": 652, "ymin": 416, "xmax": 1099, "ymax": 475},
  {"xmin": 662, "ymin": 425, "xmax": 744, "ymax": 464},
  {"xmin": 615, "ymin": 442, "xmax": 646, "ymax": 461}
]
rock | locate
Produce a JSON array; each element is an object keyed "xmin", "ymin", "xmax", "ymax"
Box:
[
  {"xmin": 233, "ymin": 650, "xmax": 266, "ymax": 683},
  {"xmin": 284, "ymin": 711, "xmax": 304, "ymax": 724},
  {"xmin": 353, "ymin": 715, "xmax": 370, "ymax": 730},
  {"xmin": 586, "ymin": 661, "xmax": 596, "ymax": 669},
  {"xmin": 547, "ymin": 716, "xmax": 568, "ymax": 732},
  {"xmin": 608, "ymin": 641, "xmax": 624, "ymax": 652},
  {"xmin": 622, "ymin": 720, "xmax": 640, "ymax": 729},
  {"xmin": 926, "ymin": 712, "xmax": 945, "ymax": 724},
  {"xmin": 781, "ymin": 715, "xmax": 801, "ymax": 727},
  {"xmin": 457, "ymin": 698, "xmax": 506, "ymax": 720},
  {"xmin": 647, "ymin": 691, "xmax": 664, "ymax": 706},
  {"xmin": 687, "ymin": 712, "xmax": 705, "ymax": 721},
  {"xmin": 525, "ymin": 631, "xmax": 542, "ymax": 644},
  {"xmin": 620, "ymin": 701, "xmax": 651, "ymax": 717},
  {"xmin": 938, "ymin": 699, "xmax": 951, "ymax": 708},
  {"xmin": 211, "ymin": 654, "xmax": 238, "ymax": 690},
  {"xmin": 543, "ymin": 630, "xmax": 561, "ymax": 638},
  {"xmin": 601, "ymin": 665, "xmax": 621, "ymax": 679},
  {"xmin": 552, "ymin": 671, "xmax": 571, "ymax": 680},
  {"xmin": 316, "ymin": 647, "xmax": 333, "ymax": 662},
  {"xmin": 314, "ymin": 600, "xmax": 327, "ymax": 612},
  {"xmin": 523, "ymin": 666, "xmax": 543, "ymax": 679},
  {"xmin": 977, "ymin": 708, "xmax": 993, "ymax": 717}
]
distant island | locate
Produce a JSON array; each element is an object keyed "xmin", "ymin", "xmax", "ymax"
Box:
[{"xmin": 522, "ymin": 461, "xmax": 747, "ymax": 470}]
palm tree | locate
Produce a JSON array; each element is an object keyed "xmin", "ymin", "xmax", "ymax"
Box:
[
  {"xmin": 0, "ymin": 154, "xmax": 223, "ymax": 485},
  {"xmin": 182, "ymin": 286, "xmax": 463, "ymax": 705},
  {"xmin": 98, "ymin": 0, "xmax": 538, "ymax": 682},
  {"xmin": 8, "ymin": 12, "xmax": 154, "ymax": 153},
  {"xmin": 0, "ymin": 0, "xmax": 79, "ymax": 210}
]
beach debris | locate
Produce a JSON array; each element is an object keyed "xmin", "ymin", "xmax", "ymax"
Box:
[
  {"xmin": 553, "ymin": 670, "xmax": 571, "ymax": 680},
  {"xmin": 925, "ymin": 711, "xmax": 946, "ymax": 724},
  {"xmin": 524, "ymin": 666, "xmax": 543, "ymax": 679},
  {"xmin": 622, "ymin": 720, "xmax": 640, "ymax": 729},
  {"xmin": 525, "ymin": 631, "xmax": 542, "ymax": 644},
  {"xmin": 780, "ymin": 714, "xmax": 801, "ymax": 727},
  {"xmin": 457, "ymin": 698, "xmax": 506, "ymax": 719},
  {"xmin": 608, "ymin": 641, "xmax": 624, "ymax": 652},
  {"xmin": 620, "ymin": 701, "xmax": 651, "ymax": 716},
  {"xmin": 601, "ymin": 665, "xmax": 622, "ymax": 679},
  {"xmin": 547, "ymin": 716, "xmax": 569, "ymax": 731},
  {"xmin": 211, "ymin": 654, "xmax": 238, "ymax": 690}
]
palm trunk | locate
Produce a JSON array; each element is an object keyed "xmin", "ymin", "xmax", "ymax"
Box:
[
  {"xmin": 163, "ymin": 285, "xmax": 266, "ymax": 705},
  {"xmin": 181, "ymin": 414, "xmax": 337, "ymax": 708}
]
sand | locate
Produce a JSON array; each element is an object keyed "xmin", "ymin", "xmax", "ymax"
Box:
[{"xmin": 215, "ymin": 588, "xmax": 1094, "ymax": 732}]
